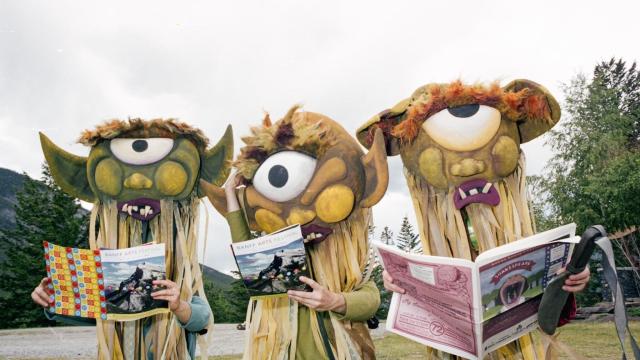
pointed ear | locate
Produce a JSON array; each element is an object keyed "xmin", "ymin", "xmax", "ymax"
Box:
[
  {"xmin": 198, "ymin": 125, "xmax": 233, "ymax": 198},
  {"xmin": 503, "ymin": 79, "xmax": 561, "ymax": 143},
  {"xmin": 39, "ymin": 132, "xmax": 94, "ymax": 202},
  {"xmin": 199, "ymin": 179, "xmax": 227, "ymax": 214},
  {"xmin": 360, "ymin": 128, "xmax": 389, "ymax": 208},
  {"xmin": 356, "ymin": 98, "xmax": 409, "ymax": 156}
]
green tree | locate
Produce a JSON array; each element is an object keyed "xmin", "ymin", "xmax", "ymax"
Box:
[
  {"xmin": 535, "ymin": 58, "xmax": 640, "ymax": 306},
  {"xmin": 0, "ymin": 165, "xmax": 88, "ymax": 329},
  {"xmin": 370, "ymin": 264, "xmax": 391, "ymax": 319},
  {"xmin": 541, "ymin": 58, "xmax": 640, "ymax": 233},
  {"xmin": 396, "ymin": 216, "xmax": 420, "ymax": 253}
]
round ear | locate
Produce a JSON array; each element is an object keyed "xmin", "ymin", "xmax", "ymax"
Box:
[
  {"xmin": 503, "ymin": 79, "xmax": 561, "ymax": 144},
  {"xmin": 356, "ymin": 98, "xmax": 410, "ymax": 156}
]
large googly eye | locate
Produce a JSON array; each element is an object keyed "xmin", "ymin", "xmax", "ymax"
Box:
[
  {"xmin": 110, "ymin": 138, "xmax": 174, "ymax": 165},
  {"xmin": 252, "ymin": 151, "xmax": 317, "ymax": 203},
  {"xmin": 422, "ymin": 104, "xmax": 501, "ymax": 151}
]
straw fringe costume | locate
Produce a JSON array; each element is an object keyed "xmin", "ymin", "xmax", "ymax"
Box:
[
  {"xmin": 357, "ymin": 80, "xmax": 571, "ymax": 359},
  {"xmin": 40, "ymin": 119, "xmax": 233, "ymax": 359},
  {"xmin": 201, "ymin": 106, "xmax": 390, "ymax": 360}
]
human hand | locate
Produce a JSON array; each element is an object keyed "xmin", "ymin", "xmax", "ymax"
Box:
[
  {"xmin": 151, "ymin": 279, "xmax": 182, "ymax": 311},
  {"xmin": 288, "ymin": 276, "xmax": 346, "ymax": 314},
  {"xmin": 562, "ymin": 266, "xmax": 590, "ymax": 292},
  {"xmin": 223, "ymin": 169, "xmax": 242, "ymax": 213},
  {"xmin": 382, "ymin": 270, "xmax": 405, "ymax": 294},
  {"xmin": 31, "ymin": 277, "xmax": 53, "ymax": 308}
]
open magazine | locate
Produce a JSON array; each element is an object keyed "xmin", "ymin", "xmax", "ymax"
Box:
[
  {"xmin": 231, "ymin": 224, "xmax": 311, "ymax": 298},
  {"xmin": 375, "ymin": 224, "xmax": 579, "ymax": 359},
  {"xmin": 44, "ymin": 241, "xmax": 169, "ymax": 321}
]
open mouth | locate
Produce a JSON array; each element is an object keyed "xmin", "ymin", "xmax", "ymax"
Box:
[
  {"xmin": 117, "ymin": 198, "xmax": 161, "ymax": 221},
  {"xmin": 500, "ymin": 278, "xmax": 526, "ymax": 306},
  {"xmin": 453, "ymin": 179, "xmax": 500, "ymax": 210},
  {"xmin": 301, "ymin": 223, "xmax": 333, "ymax": 245}
]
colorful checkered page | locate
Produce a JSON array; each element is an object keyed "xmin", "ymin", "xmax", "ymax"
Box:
[{"xmin": 44, "ymin": 241, "xmax": 107, "ymax": 320}]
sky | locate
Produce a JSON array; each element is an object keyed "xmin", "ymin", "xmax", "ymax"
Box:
[{"xmin": 1, "ymin": 0, "xmax": 639, "ymax": 273}]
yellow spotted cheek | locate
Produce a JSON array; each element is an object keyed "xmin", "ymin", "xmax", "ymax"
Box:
[
  {"xmin": 155, "ymin": 161, "xmax": 188, "ymax": 196},
  {"xmin": 315, "ymin": 185, "xmax": 355, "ymax": 223},
  {"xmin": 255, "ymin": 209, "xmax": 286, "ymax": 233},
  {"xmin": 95, "ymin": 159, "xmax": 122, "ymax": 196}
]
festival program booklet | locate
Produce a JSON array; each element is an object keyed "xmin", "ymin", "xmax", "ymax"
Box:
[
  {"xmin": 231, "ymin": 224, "xmax": 311, "ymax": 298},
  {"xmin": 375, "ymin": 224, "xmax": 579, "ymax": 360},
  {"xmin": 43, "ymin": 241, "xmax": 170, "ymax": 321}
]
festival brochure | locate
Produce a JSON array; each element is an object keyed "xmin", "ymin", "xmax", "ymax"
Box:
[
  {"xmin": 375, "ymin": 224, "xmax": 579, "ymax": 359},
  {"xmin": 43, "ymin": 241, "xmax": 170, "ymax": 321},
  {"xmin": 230, "ymin": 224, "xmax": 311, "ymax": 298}
]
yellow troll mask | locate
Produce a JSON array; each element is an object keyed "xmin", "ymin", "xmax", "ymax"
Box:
[
  {"xmin": 201, "ymin": 106, "xmax": 388, "ymax": 360},
  {"xmin": 357, "ymin": 80, "xmax": 561, "ymax": 359},
  {"xmin": 40, "ymin": 119, "xmax": 233, "ymax": 360}
]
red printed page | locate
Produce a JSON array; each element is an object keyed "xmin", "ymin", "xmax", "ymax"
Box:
[{"xmin": 376, "ymin": 243, "xmax": 480, "ymax": 359}]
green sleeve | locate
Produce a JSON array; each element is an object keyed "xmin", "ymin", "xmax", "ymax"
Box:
[
  {"xmin": 225, "ymin": 210, "xmax": 252, "ymax": 243},
  {"xmin": 334, "ymin": 279, "xmax": 380, "ymax": 322}
]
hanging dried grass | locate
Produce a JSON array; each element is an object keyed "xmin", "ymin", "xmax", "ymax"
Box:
[
  {"xmin": 403, "ymin": 154, "xmax": 545, "ymax": 360},
  {"xmin": 90, "ymin": 196, "xmax": 213, "ymax": 360},
  {"xmin": 241, "ymin": 208, "xmax": 375, "ymax": 360}
]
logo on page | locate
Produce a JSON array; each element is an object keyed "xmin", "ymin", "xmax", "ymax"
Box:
[{"xmin": 409, "ymin": 263, "xmax": 436, "ymax": 285}]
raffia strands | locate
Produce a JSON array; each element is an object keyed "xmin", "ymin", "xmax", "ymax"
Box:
[
  {"xmin": 242, "ymin": 208, "xmax": 374, "ymax": 360},
  {"xmin": 90, "ymin": 196, "xmax": 214, "ymax": 360},
  {"xmin": 403, "ymin": 154, "xmax": 547, "ymax": 360}
]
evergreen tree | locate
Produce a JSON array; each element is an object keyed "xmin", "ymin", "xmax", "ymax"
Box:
[
  {"xmin": 0, "ymin": 165, "xmax": 88, "ymax": 329},
  {"xmin": 370, "ymin": 264, "xmax": 391, "ymax": 319},
  {"xmin": 223, "ymin": 271, "xmax": 251, "ymax": 323},
  {"xmin": 396, "ymin": 216, "xmax": 420, "ymax": 253},
  {"xmin": 379, "ymin": 226, "xmax": 394, "ymax": 245}
]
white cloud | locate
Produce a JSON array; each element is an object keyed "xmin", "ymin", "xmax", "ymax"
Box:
[{"xmin": 2, "ymin": 0, "xmax": 639, "ymax": 272}]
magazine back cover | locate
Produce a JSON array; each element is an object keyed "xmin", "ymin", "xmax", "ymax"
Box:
[{"xmin": 231, "ymin": 225, "xmax": 310, "ymax": 298}]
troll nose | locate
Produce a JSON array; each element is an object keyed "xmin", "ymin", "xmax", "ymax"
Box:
[
  {"xmin": 286, "ymin": 208, "xmax": 316, "ymax": 226},
  {"xmin": 124, "ymin": 173, "xmax": 153, "ymax": 189},
  {"xmin": 450, "ymin": 159, "xmax": 486, "ymax": 177}
]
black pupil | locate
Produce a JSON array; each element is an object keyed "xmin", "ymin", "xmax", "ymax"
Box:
[
  {"xmin": 132, "ymin": 140, "xmax": 148, "ymax": 152},
  {"xmin": 447, "ymin": 104, "xmax": 480, "ymax": 118},
  {"xmin": 268, "ymin": 165, "xmax": 289, "ymax": 188}
]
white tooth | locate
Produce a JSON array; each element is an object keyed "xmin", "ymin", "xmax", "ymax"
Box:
[
  {"xmin": 144, "ymin": 206, "xmax": 151, "ymax": 214},
  {"xmin": 132, "ymin": 206, "xmax": 138, "ymax": 212},
  {"xmin": 121, "ymin": 204, "xmax": 128, "ymax": 212},
  {"xmin": 140, "ymin": 208, "xmax": 147, "ymax": 216},
  {"xmin": 469, "ymin": 188, "xmax": 479, "ymax": 196},
  {"xmin": 309, "ymin": 233, "xmax": 316, "ymax": 239},
  {"xmin": 315, "ymin": 233, "xmax": 323, "ymax": 238},
  {"xmin": 482, "ymin": 183, "xmax": 492, "ymax": 194},
  {"xmin": 458, "ymin": 188, "xmax": 467, "ymax": 199},
  {"xmin": 127, "ymin": 206, "xmax": 133, "ymax": 216},
  {"xmin": 148, "ymin": 209, "xmax": 153, "ymax": 215}
]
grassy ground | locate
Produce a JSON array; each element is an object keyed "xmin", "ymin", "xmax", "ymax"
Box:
[{"xmin": 206, "ymin": 321, "xmax": 640, "ymax": 360}]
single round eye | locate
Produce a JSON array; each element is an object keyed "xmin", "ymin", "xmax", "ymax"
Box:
[
  {"xmin": 252, "ymin": 151, "xmax": 317, "ymax": 203},
  {"xmin": 110, "ymin": 138, "xmax": 174, "ymax": 165},
  {"xmin": 422, "ymin": 104, "xmax": 501, "ymax": 152}
]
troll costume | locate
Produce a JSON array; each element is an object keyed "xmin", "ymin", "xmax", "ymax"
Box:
[
  {"xmin": 201, "ymin": 106, "xmax": 389, "ymax": 360},
  {"xmin": 39, "ymin": 119, "xmax": 233, "ymax": 359},
  {"xmin": 357, "ymin": 80, "xmax": 564, "ymax": 359}
]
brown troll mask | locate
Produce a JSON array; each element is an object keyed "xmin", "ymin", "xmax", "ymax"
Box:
[
  {"xmin": 202, "ymin": 105, "xmax": 388, "ymax": 243},
  {"xmin": 357, "ymin": 79, "xmax": 560, "ymax": 210}
]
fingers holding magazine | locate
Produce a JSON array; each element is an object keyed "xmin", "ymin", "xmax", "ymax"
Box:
[
  {"xmin": 288, "ymin": 276, "xmax": 346, "ymax": 314},
  {"xmin": 382, "ymin": 270, "xmax": 406, "ymax": 294}
]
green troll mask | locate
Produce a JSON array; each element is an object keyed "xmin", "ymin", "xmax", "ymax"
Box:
[{"xmin": 40, "ymin": 119, "xmax": 232, "ymax": 360}]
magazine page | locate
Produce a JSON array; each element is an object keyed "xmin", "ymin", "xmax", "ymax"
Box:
[
  {"xmin": 476, "ymin": 224, "xmax": 578, "ymax": 353},
  {"xmin": 375, "ymin": 242, "xmax": 481, "ymax": 359},
  {"xmin": 231, "ymin": 225, "xmax": 310, "ymax": 298},
  {"xmin": 44, "ymin": 241, "xmax": 106, "ymax": 319},
  {"xmin": 101, "ymin": 243, "xmax": 170, "ymax": 321}
]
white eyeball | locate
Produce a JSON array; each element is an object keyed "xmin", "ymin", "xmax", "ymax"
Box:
[
  {"xmin": 110, "ymin": 138, "xmax": 175, "ymax": 165},
  {"xmin": 252, "ymin": 151, "xmax": 317, "ymax": 203},
  {"xmin": 422, "ymin": 104, "xmax": 501, "ymax": 151}
]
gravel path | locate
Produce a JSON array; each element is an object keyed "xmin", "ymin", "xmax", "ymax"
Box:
[{"xmin": 0, "ymin": 323, "xmax": 387, "ymax": 359}]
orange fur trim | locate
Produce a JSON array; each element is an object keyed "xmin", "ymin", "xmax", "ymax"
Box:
[{"xmin": 391, "ymin": 81, "xmax": 551, "ymax": 142}]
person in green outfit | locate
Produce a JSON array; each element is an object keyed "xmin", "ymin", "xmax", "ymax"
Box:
[{"xmin": 200, "ymin": 105, "xmax": 390, "ymax": 360}]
